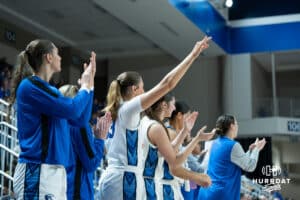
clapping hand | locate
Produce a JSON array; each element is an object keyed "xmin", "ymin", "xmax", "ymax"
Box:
[
  {"xmin": 183, "ymin": 111, "xmax": 199, "ymax": 133},
  {"xmin": 195, "ymin": 126, "xmax": 216, "ymax": 142},
  {"xmin": 248, "ymin": 138, "xmax": 266, "ymax": 151},
  {"xmin": 94, "ymin": 112, "xmax": 112, "ymax": 139}
]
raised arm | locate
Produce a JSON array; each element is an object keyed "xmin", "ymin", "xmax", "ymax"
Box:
[
  {"xmin": 171, "ymin": 112, "xmax": 198, "ymax": 150},
  {"xmin": 174, "ymin": 126, "xmax": 215, "ymax": 165},
  {"xmin": 230, "ymin": 138, "xmax": 266, "ymax": 172},
  {"xmin": 69, "ymin": 90, "xmax": 94, "ymax": 127},
  {"xmin": 149, "ymin": 123, "xmax": 214, "ymax": 167},
  {"xmin": 24, "ymin": 52, "xmax": 96, "ymax": 120},
  {"xmin": 140, "ymin": 37, "xmax": 211, "ymax": 110}
]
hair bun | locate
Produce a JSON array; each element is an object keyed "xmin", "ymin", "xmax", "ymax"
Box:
[{"xmin": 215, "ymin": 127, "xmax": 223, "ymax": 135}]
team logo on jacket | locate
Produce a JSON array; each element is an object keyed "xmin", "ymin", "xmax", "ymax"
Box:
[{"xmin": 44, "ymin": 194, "xmax": 55, "ymax": 200}]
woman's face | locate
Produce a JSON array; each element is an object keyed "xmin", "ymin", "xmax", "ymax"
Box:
[
  {"xmin": 164, "ymin": 97, "xmax": 176, "ymax": 118},
  {"xmin": 132, "ymin": 79, "xmax": 144, "ymax": 97},
  {"xmin": 231, "ymin": 120, "xmax": 239, "ymax": 138},
  {"xmin": 49, "ymin": 46, "xmax": 61, "ymax": 73}
]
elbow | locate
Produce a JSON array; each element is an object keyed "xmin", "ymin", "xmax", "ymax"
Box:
[
  {"xmin": 169, "ymin": 160, "xmax": 183, "ymax": 176},
  {"xmin": 161, "ymin": 76, "xmax": 176, "ymax": 92},
  {"xmin": 169, "ymin": 165, "xmax": 180, "ymax": 176},
  {"xmin": 166, "ymin": 78, "xmax": 176, "ymax": 91},
  {"xmin": 246, "ymin": 167, "xmax": 255, "ymax": 173},
  {"xmin": 244, "ymin": 163, "xmax": 257, "ymax": 172},
  {"xmin": 248, "ymin": 165, "xmax": 257, "ymax": 172}
]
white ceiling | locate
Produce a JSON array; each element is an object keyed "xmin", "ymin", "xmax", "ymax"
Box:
[
  {"xmin": 0, "ymin": 0, "xmax": 224, "ymax": 60},
  {"xmin": 0, "ymin": 0, "xmax": 299, "ymax": 71},
  {"xmin": 92, "ymin": 0, "xmax": 224, "ymax": 59},
  {"xmin": 0, "ymin": 0, "xmax": 165, "ymax": 59}
]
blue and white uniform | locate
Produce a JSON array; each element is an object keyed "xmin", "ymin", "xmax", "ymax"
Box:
[
  {"xmin": 198, "ymin": 136, "xmax": 259, "ymax": 200},
  {"xmin": 139, "ymin": 116, "xmax": 183, "ymax": 200},
  {"xmin": 98, "ymin": 96, "xmax": 144, "ymax": 200},
  {"xmin": 13, "ymin": 76, "xmax": 90, "ymax": 200}
]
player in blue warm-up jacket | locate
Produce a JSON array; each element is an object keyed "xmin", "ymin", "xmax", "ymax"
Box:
[{"xmin": 11, "ymin": 39, "xmax": 96, "ymax": 199}]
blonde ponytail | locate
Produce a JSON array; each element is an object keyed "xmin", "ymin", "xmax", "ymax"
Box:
[{"xmin": 103, "ymin": 80, "xmax": 122, "ymax": 120}]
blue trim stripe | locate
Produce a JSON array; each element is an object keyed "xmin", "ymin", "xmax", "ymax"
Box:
[
  {"xmin": 144, "ymin": 178, "xmax": 157, "ymax": 200},
  {"xmin": 169, "ymin": 0, "xmax": 300, "ymax": 54},
  {"xmin": 24, "ymin": 163, "xmax": 41, "ymax": 200},
  {"xmin": 163, "ymin": 161, "xmax": 174, "ymax": 180},
  {"xmin": 163, "ymin": 184, "xmax": 174, "ymax": 200},
  {"xmin": 143, "ymin": 147, "xmax": 159, "ymax": 199},
  {"xmin": 143, "ymin": 147, "xmax": 159, "ymax": 178},
  {"xmin": 123, "ymin": 172, "xmax": 137, "ymax": 200},
  {"xmin": 126, "ymin": 129, "xmax": 138, "ymax": 166}
]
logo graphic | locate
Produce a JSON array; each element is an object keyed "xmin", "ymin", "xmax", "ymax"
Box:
[
  {"xmin": 262, "ymin": 165, "xmax": 281, "ymax": 177},
  {"xmin": 252, "ymin": 165, "xmax": 291, "ymax": 193},
  {"xmin": 45, "ymin": 194, "xmax": 55, "ymax": 200}
]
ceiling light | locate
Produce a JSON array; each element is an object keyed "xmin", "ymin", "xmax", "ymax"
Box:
[{"xmin": 225, "ymin": 0, "xmax": 233, "ymax": 8}]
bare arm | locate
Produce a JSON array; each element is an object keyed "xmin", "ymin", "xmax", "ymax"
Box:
[
  {"xmin": 149, "ymin": 123, "xmax": 214, "ymax": 167},
  {"xmin": 171, "ymin": 112, "xmax": 198, "ymax": 150},
  {"xmin": 170, "ymin": 166, "xmax": 211, "ymax": 187},
  {"xmin": 171, "ymin": 128, "xmax": 188, "ymax": 150},
  {"xmin": 140, "ymin": 37, "xmax": 211, "ymax": 110},
  {"xmin": 168, "ymin": 128, "xmax": 177, "ymax": 142}
]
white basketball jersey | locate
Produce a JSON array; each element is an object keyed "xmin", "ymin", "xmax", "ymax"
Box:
[{"xmin": 139, "ymin": 116, "xmax": 183, "ymax": 200}]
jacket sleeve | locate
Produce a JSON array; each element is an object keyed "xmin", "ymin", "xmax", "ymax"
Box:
[
  {"xmin": 23, "ymin": 79, "xmax": 90, "ymax": 120},
  {"xmin": 71, "ymin": 125, "xmax": 105, "ymax": 172},
  {"xmin": 69, "ymin": 90, "xmax": 94, "ymax": 127},
  {"xmin": 230, "ymin": 142, "xmax": 259, "ymax": 172}
]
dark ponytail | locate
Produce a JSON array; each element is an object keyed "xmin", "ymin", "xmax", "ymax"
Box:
[
  {"xmin": 9, "ymin": 51, "xmax": 33, "ymax": 104},
  {"xmin": 145, "ymin": 94, "xmax": 174, "ymax": 140},
  {"xmin": 170, "ymin": 101, "xmax": 190, "ymax": 120},
  {"xmin": 10, "ymin": 39, "xmax": 55, "ymax": 105},
  {"xmin": 215, "ymin": 114, "xmax": 235, "ymax": 136}
]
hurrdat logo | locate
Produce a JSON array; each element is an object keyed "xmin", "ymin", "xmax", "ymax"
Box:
[{"xmin": 252, "ymin": 165, "xmax": 291, "ymax": 193}]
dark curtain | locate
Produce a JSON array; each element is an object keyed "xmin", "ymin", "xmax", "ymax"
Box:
[{"xmin": 236, "ymin": 136, "xmax": 273, "ymax": 181}]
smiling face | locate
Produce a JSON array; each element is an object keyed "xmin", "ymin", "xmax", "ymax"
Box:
[
  {"xmin": 159, "ymin": 96, "xmax": 176, "ymax": 119},
  {"xmin": 166, "ymin": 97, "xmax": 176, "ymax": 118}
]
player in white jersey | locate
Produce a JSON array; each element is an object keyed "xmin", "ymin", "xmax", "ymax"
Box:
[
  {"xmin": 98, "ymin": 36, "xmax": 211, "ymax": 200},
  {"xmin": 139, "ymin": 94, "xmax": 214, "ymax": 200}
]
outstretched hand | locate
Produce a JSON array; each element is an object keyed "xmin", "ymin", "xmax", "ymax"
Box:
[
  {"xmin": 196, "ymin": 174, "xmax": 211, "ymax": 187},
  {"xmin": 249, "ymin": 138, "xmax": 259, "ymax": 151},
  {"xmin": 183, "ymin": 111, "xmax": 199, "ymax": 133},
  {"xmin": 94, "ymin": 112, "xmax": 112, "ymax": 139},
  {"xmin": 80, "ymin": 51, "xmax": 96, "ymax": 89},
  {"xmin": 256, "ymin": 138, "xmax": 266, "ymax": 151},
  {"xmin": 248, "ymin": 138, "xmax": 266, "ymax": 151},
  {"xmin": 195, "ymin": 126, "xmax": 215, "ymax": 141},
  {"xmin": 191, "ymin": 36, "xmax": 212, "ymax": 58}
]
